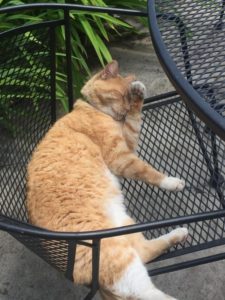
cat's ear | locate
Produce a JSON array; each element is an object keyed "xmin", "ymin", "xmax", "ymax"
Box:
[{"xmin": 100, "ymin": 60, "xmax": 119, "ymax": 80}]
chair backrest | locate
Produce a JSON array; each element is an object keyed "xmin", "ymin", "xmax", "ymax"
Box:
[{"xmin": 0, "ymin": 23, "xmax": 57, "ymax": 222}]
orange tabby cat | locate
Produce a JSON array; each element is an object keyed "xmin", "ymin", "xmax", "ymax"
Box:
[{"xmin": 27, "ymin": 60, "xmax": 187, "ymax": 300}]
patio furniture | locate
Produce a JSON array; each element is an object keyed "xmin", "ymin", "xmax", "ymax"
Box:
[{"xmin": 0, "ymin": 2, "xmax": 225, "ymax": 299}]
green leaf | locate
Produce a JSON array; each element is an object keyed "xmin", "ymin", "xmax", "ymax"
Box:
[
  {"xmin": 90, "ymin": 13, "xmax": 131, "ymax": 28},
  {"xmin": 93, "ymin": 16, "xmax": 109, "ymax": 41},
  {"xmin": 95, "ymin": 34, "xmax": 112, "ymax": 63},
  {"xmin": 79, "ymin": 16, "xmax": 104, "ymax": 65},
  {"xmin": 6, "ymin": 14, "xmax": 43, "ymax": 22}
]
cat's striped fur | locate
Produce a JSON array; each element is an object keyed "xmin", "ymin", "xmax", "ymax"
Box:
[{"xmin": 27, "ymin": 61, "xmax": 187, "ymax": 299}]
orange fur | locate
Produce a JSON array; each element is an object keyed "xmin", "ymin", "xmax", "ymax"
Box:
[{"xmin": 27, "ymin": 61, "xmax": 186, "ymax": 299}]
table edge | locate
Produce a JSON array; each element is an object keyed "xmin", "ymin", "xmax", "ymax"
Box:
[{"xmin": 148, "ymin": 0, "xmax": 225, "ymax": 141}]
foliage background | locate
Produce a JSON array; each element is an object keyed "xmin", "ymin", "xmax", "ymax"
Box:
[{"xmin": 0, "ymin": 0, "xmax": 147, "ymax": 132}]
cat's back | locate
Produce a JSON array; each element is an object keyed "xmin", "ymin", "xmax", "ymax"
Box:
[
  {"xmin": 27, "ymin": 99, "xmax": 120, "ymax": 177},
  {"xmin": 28, "ymin": 102, "xmax": 101, "ymax": 177},
  {"xmin": 27, "ymin": 100, "xmax": 121, "ymax": 231}
]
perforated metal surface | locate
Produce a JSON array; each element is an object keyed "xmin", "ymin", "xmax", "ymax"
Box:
[
  {"xmin": 0, "ymin": 26, "xmax": 53, "ymax": 222},
  {"xmin": 153, "ymin": 0, "xmax": 225, "ymax": 118},
  {"xmin": 122, "ymin": 96, "xmax": 225, "ymax": 256},
  {"xmin": 12, "ymin": 234, "xmax": 70, "ymax": 273}
]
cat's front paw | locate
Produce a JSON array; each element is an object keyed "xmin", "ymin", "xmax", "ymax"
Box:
[
  {"xmin": 160, "ymin": 177, "xmax": 185, "ymax": 192},
  {"xmin": 130, "ymin": 81, "xmax": 147, "ymax": 100}
]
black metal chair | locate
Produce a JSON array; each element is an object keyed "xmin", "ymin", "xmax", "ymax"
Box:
[{"xmin": 0, "ymin": 3, "xmax": 225, "ymax": 299}]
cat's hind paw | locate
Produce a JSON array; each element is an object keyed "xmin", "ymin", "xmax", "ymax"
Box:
[
  {"xmin": 160, "ymin": 176, "xmax": 185, "ymax": 191},
  {"xmin": 130, "ymin": 81, "xmax": 147, "ymax": 100},
  {"xmin": 165, "ymin": 227, "xmax": 189, "ymax": 246}
]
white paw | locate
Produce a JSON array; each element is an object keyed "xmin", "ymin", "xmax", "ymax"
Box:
[
  {"xmin": 130, "ymin": 81, "xmax": 147, "ymax": 99},
  {"xmin": 166, "ymin": 228, "xmax": 189, "ymax": 245},
  {"xmin": 160, "ymin": 176, "xmax": 185, "ymax": 191},
  {"xmin": 167, "ymin": 227, "xmax": 188, "ymax": 243}
]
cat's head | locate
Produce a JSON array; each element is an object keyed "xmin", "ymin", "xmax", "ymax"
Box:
[{"xmin": 81, "ymin": 60, "xmax": 136, "ymax": 121}]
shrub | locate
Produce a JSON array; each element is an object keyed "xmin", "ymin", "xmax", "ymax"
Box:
[{"xmin": 0, "ymin": 0, "xmax": 146, "ymax": 132}]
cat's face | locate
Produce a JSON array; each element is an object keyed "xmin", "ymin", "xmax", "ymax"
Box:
[{"xmin": 81, "ymin": 60, "xmax": 136, "ymax": 121}]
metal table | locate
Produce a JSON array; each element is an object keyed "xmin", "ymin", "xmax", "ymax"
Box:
[{"xmin": 148, "ymin": 0, "xmax": 225, "ymax": 141}]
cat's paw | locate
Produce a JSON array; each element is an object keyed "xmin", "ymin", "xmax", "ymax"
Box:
[
  {"xmin": 130, "ymin": 81, "xmax": 147, "ymax": 100},
  {"xmin": 160, "ymin": 176, "xmax": 185, "ymax": 191},
  {"xmin": 165, "ymin": 228, "xmax": 189, "ymax": 246}
]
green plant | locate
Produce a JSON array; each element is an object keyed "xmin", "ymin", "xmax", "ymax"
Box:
[{"xmin": 0, "ymin": 0, "xmax": 147, "ymax": 133}]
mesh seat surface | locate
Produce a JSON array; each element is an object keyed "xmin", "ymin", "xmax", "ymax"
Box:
[{"xmin": 122, "ymin": 96, "xmax": 225, "ymax": 257}]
